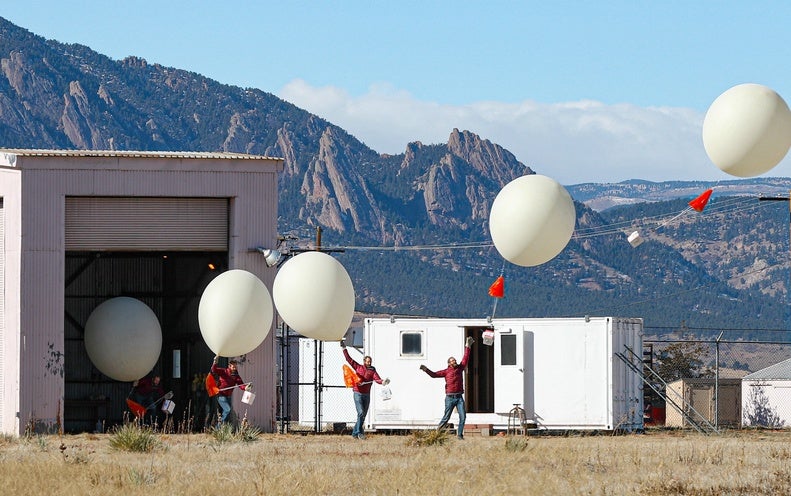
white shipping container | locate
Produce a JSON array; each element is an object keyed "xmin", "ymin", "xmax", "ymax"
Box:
[{"xmin": 365, "ymin": 316, "xmax": 644, "ymax": 432}]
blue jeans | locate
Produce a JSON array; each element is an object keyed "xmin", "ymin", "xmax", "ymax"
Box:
[
  {"xmin": 439, "ymin": 393, "xmax": 466, "ymax": 437},
  {"xmin": 353, "ymin": 392, "xmax": 370, "ymax": 437},
  {"xmin": 217, "ymin": 395, "xmax": 233, "ymax": 423}
]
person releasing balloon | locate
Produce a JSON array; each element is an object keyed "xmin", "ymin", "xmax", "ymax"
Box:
[
  {"xmin": 131, "ymin": 373, "xmax": 164, "ymax": 410},
  {"xmin": 211, "ymin": 355, "xmax": 249, "ymax": 424},
  {"xmin": 341, "ymin": 341, "xmax": 389, "ymax": 440}
]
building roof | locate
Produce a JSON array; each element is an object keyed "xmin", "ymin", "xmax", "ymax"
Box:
[
  {"xmin": 743, "ymin": 358, "xmax": 791, "ymax": 380},
  {"xmin": 0, "ymin": 149, "xmax": 280, "ymax": 160}
]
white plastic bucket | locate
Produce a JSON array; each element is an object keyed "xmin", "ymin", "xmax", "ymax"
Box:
[{"xmin": 242, "ymin": 390, "xmax": 256, "ymax": 405}]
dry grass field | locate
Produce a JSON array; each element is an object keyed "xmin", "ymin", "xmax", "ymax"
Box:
[{"xmin": 2, "ymin": 428, "xmax": 791, "ymax": 495}]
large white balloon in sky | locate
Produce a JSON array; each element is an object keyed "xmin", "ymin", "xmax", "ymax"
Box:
[
  {"xmin": 489, "ymin": 174, "xmax": 576, "ymax": 267},
  {"xmin": 84, "ymin": 297, "xmax": 162, "ymax": 382},
  {"xmin": 273, "ymin": 251, "xmax": 355, "ymax": 341},
  {"xmin": 703, "ymin": 83, "xmax": 791, "ymax": 178},
  {"xmin": 198, "ymin": 269, "xmax": 273, "ymax": 357}
]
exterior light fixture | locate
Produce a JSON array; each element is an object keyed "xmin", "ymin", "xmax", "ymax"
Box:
[{"xmin": 255, "ymin": 246, "xmax": 284, "ymax": 267}]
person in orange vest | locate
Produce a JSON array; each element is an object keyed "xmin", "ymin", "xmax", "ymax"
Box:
[
  {"xmin": 341, "ymin": 341, "xmax": 389, "ymax": 439},
  {"xmin": 211, "ymin": 356, "xmax": 248, "ymax": 424}
]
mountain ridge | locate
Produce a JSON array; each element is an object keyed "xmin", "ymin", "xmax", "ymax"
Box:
[{"xmin": 1, "ymin": 16, "xmax": 789, "ymax": 333}]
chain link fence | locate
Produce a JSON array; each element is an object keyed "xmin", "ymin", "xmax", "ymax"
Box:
[
  {"xmin": 644, "ymin": 337, "xmax": 791, "ymax": 429},
  {"xmin": 276, "ymin": 329, "xmax": 357, "ymax": 434}
]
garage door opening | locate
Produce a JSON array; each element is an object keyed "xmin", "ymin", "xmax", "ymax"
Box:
[{"xmin": 64, "ymin": 251, "xmax": 227, "ymax": 433}]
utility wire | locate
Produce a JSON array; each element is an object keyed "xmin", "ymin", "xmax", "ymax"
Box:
[{"xmin": 321, "ymin": 196, "xmax": 784, "ymax": 250}]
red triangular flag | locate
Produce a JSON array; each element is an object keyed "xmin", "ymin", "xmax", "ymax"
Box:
[
  {"xmin": 688, "ymin": 189, "xmax": 713, "ymax": 212},
  {"xmin": 488, "ymin": 275, "xmax": 505, "ymax": 298}
]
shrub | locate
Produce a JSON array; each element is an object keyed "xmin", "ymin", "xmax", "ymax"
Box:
[
  {"xmin": 109, "ymin": 423, "xmax": 160, "ymax": 452},
  {"xmin": 504, "ymin": 436, "xmax": 529, "ymax": 452},
  {"xmin": 209, "ymin": 419, "xmax": 261, "ymax": 444},
  {"xmin": 406, "ymin": 429, "xmax": 450, "ymax": 447}
]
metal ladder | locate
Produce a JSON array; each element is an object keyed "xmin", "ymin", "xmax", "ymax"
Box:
[{"xmin": 615, "ymin": 345, "xmax": 719, "ymax": 435}]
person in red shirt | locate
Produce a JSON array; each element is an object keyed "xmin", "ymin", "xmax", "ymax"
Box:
[
  {"xmin": 132, "ymin": 374, "xmax": 165, "ymax": 410},
  {"xmin": 341, "ymin": 342, "xmax": 389, "ymax": 440},
  {"xmin": 211, "ymin": 355, "xmax": 248, "ymax": 424},
  {"xmin": 420, "ymin": 336, "xmax": 474, "ymax": 439}
]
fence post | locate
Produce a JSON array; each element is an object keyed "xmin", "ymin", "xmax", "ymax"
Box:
[{"xmin": 715, "ymin": 331, "xmax": 723, "ymax": 428}]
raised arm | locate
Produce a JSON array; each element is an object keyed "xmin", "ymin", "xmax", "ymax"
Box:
[
  {"xmin": 343, "ymin": 348, "xmax": 360, "ymax": 369},
  {"xmin": 459, "ymin": 337, "xmax": 474, "ymax": 368}
]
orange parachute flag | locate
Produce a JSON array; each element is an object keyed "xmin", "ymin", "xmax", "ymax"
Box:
[
  {"xmin": 126, "ymin": 398, "xmax": 147, "ymax": 418},
  {"xmin": 488, "ymin": 275, "xmax": 505, "ymax": 298},
  {"xmin": 688, "ymin": 189, "xmax": 713, "ymax": 212},
  {"xmin": 343, "ymin": 364, "xmax": 360, "ymax": 388},
  {"xmin": 205, "ymin": 373, "xmax": 220, "ymax": 397}
]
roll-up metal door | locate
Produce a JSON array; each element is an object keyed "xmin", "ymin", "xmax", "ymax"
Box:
[{"xmin": 65, "ymin": 197, "xmax": 228, "ymax": 251}]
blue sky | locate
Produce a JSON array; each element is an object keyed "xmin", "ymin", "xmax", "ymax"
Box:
[{"xmin": 5, "ymin": 1, "xmax": 791, "ymax": 184}]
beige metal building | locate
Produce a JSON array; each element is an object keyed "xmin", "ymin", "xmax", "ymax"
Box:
[
  {"xmin": 665, "ymin": 377, "xmax": 742, "ymax": 428},
  {"xmin": 0, "ymin": 149, "xmax": 283, "ymax": 435}
]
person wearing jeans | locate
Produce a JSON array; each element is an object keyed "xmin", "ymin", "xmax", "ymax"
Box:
[
  {"xmin": 420, "ymin": 336, "xmax": 474, "ymax": 439},
  {"xmin": 342, "ymin": 342, "xmax": 388, "ymax": 439},
  {"xmin": 211, "ymin": 356, "xmax": 248, "ymax": 424}
]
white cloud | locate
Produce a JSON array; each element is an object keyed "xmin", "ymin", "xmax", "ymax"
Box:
[{"xmin": 279, "ymin": 80, "xmax": 791, "ymax": 185}]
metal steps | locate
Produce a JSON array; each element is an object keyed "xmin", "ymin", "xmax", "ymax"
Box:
[{"xmin": 615, "ymin": 345, "xmax": 719, "ymax": 435}]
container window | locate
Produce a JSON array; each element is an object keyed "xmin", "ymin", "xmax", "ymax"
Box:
[
  {"xmin": 501, "ymin": 334, "xmax": 517, "ymax": 365},
  {"xmin": 400, "ymin": 332, "xmax": 423, "ymax": 356}
]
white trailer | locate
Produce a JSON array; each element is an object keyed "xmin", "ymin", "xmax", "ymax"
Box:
[{"xmin": 363, "ymin": 316, "xmax": 644, "ymax": 432}]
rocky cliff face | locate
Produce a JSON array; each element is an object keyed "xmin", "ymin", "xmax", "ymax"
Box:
[{"xmin": 0, "ymin": 18, "xmax": 535, "ymax": 246}]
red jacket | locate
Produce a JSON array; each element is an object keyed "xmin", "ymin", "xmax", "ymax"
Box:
[
  {"xmin": 423, "ymin": 346, "xmax": 471, "ymax": 394},
  {"xmin": 135, "ymin": 376, "xmax": 164, "ymax": 398},
  {"xmin": 343, "ymin": 349, "xmax": 383, "ymax": 395},
  {"xmin": 211, "ymin": 363, "xmax": 245, "ymax": 397}
]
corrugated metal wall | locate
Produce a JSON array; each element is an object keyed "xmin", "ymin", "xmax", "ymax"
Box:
[{"xmin": 0, "ymin": 198, "xmax": 4, "ymax": 430}]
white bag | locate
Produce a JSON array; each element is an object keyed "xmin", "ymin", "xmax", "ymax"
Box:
[
  {"xmin": 161, "ymin": 399, "xmax": 175, "ymax": 414},
  {"xmin": 380, "ymin": 386, "xmax": 392, "ymax": 401},
  {"xmin": 242, "ymin": 390, "xmax": 256, "ymax": 405}
]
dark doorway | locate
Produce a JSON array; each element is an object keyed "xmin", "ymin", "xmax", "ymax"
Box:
[
  {"xmin": 63, "ymin": 251, "xmax": 226, "ymax": 433},
  {"xmin": 464, "ymin": 326, "xmax": 495, "ymax": 413}
]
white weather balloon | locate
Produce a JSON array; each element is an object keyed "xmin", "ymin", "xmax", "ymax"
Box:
[
  {"xmin": 489, "ymin": 174, "xmax": 576, "ymax": 267},
  {"xmin": 84, "ymin": 297, "xmax": 162, "ymax": 382},
  {"xmin": 272, "ymin": 251, "xmax": 355, "ymax": 341},
  {"xmin": 703, "ymin": 83, "xmax": 791, "ymax": 177},
  {"xmin": 198, "ymin": 269, "xmax": 274, "ymax": 357}
]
